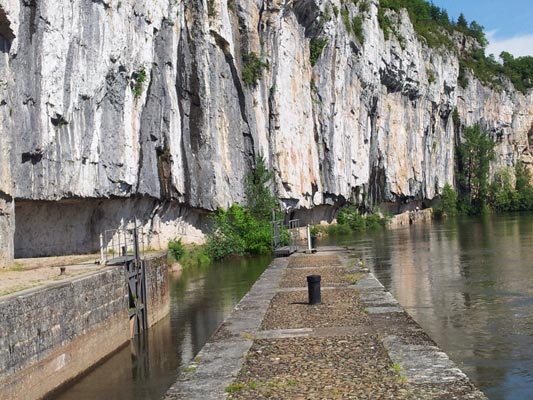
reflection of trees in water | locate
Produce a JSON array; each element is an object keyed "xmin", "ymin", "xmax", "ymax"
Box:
[{"xmin": 358, "ymin": 214, "xmax": 533, "ymax": 398}]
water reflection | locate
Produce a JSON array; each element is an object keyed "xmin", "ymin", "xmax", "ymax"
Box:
[
  {"xmin": 56, "ymin": 255, "xmax": 271, "ymax": 400},
  {"xmin": 338, "ymin": 214, "xmax": 533, "ymax": 400}
]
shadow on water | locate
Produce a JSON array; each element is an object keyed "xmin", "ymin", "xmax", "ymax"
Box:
[
  {"xmin": 55, "ymin": 254, "xmax": 271, "ymax": 400},
  {"xmin": 325, "ymin": 214, "xmax": 533, "ymax": 400}
]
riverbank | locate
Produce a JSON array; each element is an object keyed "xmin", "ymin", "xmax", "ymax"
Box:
[{"xmin": 164, "ymin": 247, "xmax": 486, "ymax": 399}]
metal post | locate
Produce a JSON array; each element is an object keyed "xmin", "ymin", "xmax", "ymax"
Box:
[
  {"xmin": 307, "ymin": 224, "xmax": 312, "ymax": 251},
  {"xmin": 99, "ymin": 233, "xmax": 104, "ymax": 264},
  {"xmin": 307, "ymin": 275, "xmax": 321, "ymax": 305}
]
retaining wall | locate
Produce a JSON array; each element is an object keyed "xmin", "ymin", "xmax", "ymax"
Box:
[{"xmin": 0, "ymin": 254, "xmax": 169, "ymax": 400}]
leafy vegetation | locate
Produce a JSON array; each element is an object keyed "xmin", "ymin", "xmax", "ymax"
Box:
[
  {"xmin": 168, "ymin": 238, "xmax": 185, "ymax": 261},
  {"xmin": 456, "ymin": 124, "xmax": 495, "ymax": 214},
  {"xmin": 376, "ymin": 0, "xmax": 533, "ymax": 93},
  {"xmin": 310, "ymin": 38, "xmax": 328, "ymax": 67},
  {"xmin": 242, "ymin": 52, "xmax": 268, "ymax": 88},
  {"xmin": 489, "ymin": 162, "xmax": 533, "ymax": 211},
  {"xmin": 434, "ymin": 183, "xmax": 458, "ymax": 218},
  {"xmin": 132, "ymin": 67, "xmax": 147, "ymax": 97},
  {"xmin": 206, "ymin": 155, "xmax": 278, "ymax": 260},
  {"xmin": 331, "ymin": 205, "xmax": 390, "ymax": 234},
  {"xmin": 352, "ymin": 16, "xmax": 364, "ymax": 44}
]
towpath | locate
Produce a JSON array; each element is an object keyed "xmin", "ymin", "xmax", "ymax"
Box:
[{"xmin": 164, "ymin": 247, "xmax": 486, "ymax": 400}]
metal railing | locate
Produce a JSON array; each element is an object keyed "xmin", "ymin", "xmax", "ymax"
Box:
[
  {"xmin": 101, "ymin": 222, "xmax": 146, "ymax": 264},
  {"xmin": 271, "ymin": 219, "xmax": 300, "ymax": 253}
]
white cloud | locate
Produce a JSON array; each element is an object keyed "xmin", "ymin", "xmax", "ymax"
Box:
[{"xmin": 486, "ymin": 30, "xmax": 533, "ymax": 58}]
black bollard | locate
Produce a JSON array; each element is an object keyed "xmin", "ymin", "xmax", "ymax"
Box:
[{"xmin": 307, "ymin": 275, "xmax": 321, "ymax": 305}]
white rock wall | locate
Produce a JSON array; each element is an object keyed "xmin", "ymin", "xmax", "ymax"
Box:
[{"xmin": 0, "ymin": 0, "xmax": 532, "ymax": 258}]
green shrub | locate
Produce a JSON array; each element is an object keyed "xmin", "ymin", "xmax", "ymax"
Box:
[
  {"xmin": 341, "ymin": 7, "xmax": 351, "ymax": 34},
  {"xmin": 206, "ymin": 154, "xmax": 279, "ymax": 261},
  {"xmin": 168, "ymin": 238, "xmax": 185, "ymax": 261},
  {"xmin": 359, "ymin": 1, "xmax": 370, "ymax": 13},
  {"xmin": 132, "ymin": 67, "xmax": 147, "ymax": 97},
  {"xmin": 180, "ymin": 245, "xmax": 211, "ymax": 268},
  {"xmin": 365, "ymin": 214, "xmax": 383, "ymax": 230},
  {"xmin": 327, "ymin": 223, "xmax": 352, "ymax": 236},
  {"xmin": 352, "ymin": 16, "xmax": 364, "ymax": 43},
  {"xmin": 434, "ymin": 183, "xmax": 457, "ymax": 217},
  {"xmin": 310, "ymin": 38, "xmax": 328, "ymax": 66},
  {"xmin": 336, "ymin": 204, "xmax": 388, "ymax": 233},
  {"xmin": 206, "ymin": 204, "xmax": 272, "ymax": 260},
  {"xmin": 242, "ymin": 52, "xmax": 268, "ymax": 88}
]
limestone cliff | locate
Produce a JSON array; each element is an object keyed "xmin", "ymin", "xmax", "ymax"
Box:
[{"xmin": 0, "ymin": 0, "xmax": 532, "ymax": 260}]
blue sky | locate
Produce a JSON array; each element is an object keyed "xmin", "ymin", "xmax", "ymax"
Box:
[{"xmin": 430, "ymin": 0, "xmax": 533, "ymax": 57}]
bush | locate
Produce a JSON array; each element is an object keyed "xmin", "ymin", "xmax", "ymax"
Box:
[
  {"xmin": 352, "ymin": 16, "xmax": 364, "ymax": 43},
  {"xmin": 206, "ymin": 204, "xmax": 272, "ymax": 260},
  {"xmin": 180, "ymin": 245, "xmax": 211, "ymax": 268},
  {"xmin": 336, "ymin": 204, "xmax": 388, "ymax": 233},
  {"xmin": 310, "ymin": 38, "xmax": 328, "ymax": 66},
  {"xmin": 168, "ymin": 238, "xmax": 185, "ymax": 261},
  {"xmin": 242, "ymin": 52, "xmax": 268, "ymax": 88},
  {"xmin": 435, "ymin": 183, "xmax": 458, "ymax": 217},
  {"xmin": 326, "ymin": 223, "xmax": 352, "ymax": 236}
]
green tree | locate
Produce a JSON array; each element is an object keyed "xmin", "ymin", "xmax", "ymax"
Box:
[
  {"xmin": 439, "ymin": 183, "xmax": 458, "ymax": 216},
  {"xmin": 457, "ymin": 13, "xmax": 468, "ymax": 29},
  {"xmin": 245, "ymin": 154, "xmax": 277, "ymax": 220},
  {"xmin": 456, "ymin": 124, "xmax": 495, "ymax": 213},
  {"xmin": 206, "ymin": 154, "xmax": 278, "ymax": 260},
  {"xmin": 489, "ymin": 167, "xmax": 517, "ymax": 211}
]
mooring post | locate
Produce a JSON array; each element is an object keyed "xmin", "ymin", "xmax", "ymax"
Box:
[{"xmin": 307, "ymin": 275, "xmax": 321, "ymax": 305}]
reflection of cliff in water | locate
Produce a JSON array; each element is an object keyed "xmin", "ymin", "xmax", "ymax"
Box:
[
  {"xmin": 354, "ymin": 215, "xmax": 533, "ymax": 400},
  {"xmin": 56, "ymin": 255, "xmax": 271, "ymax": 400}
]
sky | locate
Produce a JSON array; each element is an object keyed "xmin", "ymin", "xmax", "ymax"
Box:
[{"xmin": 430, "ymin": 0, "xmax": 533, "ymax": 58}]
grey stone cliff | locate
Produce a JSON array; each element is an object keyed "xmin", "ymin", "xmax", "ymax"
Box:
[{"xmin": 0, "ymin": 0, "xmax": 532, "ymax": 262}]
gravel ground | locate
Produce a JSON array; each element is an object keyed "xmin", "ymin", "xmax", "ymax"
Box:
[
  {"xmin": 287, "ymin": 255, "xmax": 342, "ymax": 268},
  {"xmin": 261, "ymin": 289, "xmax": 369, "ymax": 330},
  {"xmin": 222, "ymin": 251, "xmax": 486, "ymax": 400},
  {"xmin": 279, "ymin": 267, "xmax": 351, "ymax": 288},
  {"xmin": 227, "ymin": 336, "xmax": 408, "ymax": 400}
]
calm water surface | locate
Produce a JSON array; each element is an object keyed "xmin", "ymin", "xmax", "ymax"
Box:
[
  {"xmin": 333, "ymin": 214, "xmax": 533, "ymax": 400},
  {"xmin": 56, "ymin": 255, "xmax": 271, "ymax": 400}
]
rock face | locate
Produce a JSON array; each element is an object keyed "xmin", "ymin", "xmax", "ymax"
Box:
[{"xmin": 0, "ymin": 0, "xmax": 532, "ymax": 260}]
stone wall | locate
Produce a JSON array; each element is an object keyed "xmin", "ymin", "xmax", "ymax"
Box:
[
  {"xmin": 145, "ymin": 254, "xmax": 170, "ymax": 329},
  {"xmin": 0, "ymin": 254, "xmax": 169, "ymax": 400}
]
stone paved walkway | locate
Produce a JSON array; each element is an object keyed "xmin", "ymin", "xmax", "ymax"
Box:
[{"xmin": 164, "ymin": 247, "xmax": 486, "ymax": 400}]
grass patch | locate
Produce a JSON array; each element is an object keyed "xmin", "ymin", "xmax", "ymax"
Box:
[
  {"xmin": 225, "ymin": 383, "xmax": 245, "ymax": 393},
  {"xmin": 345, "ymin": 273, "xmax": 364, "ymax": 284}
]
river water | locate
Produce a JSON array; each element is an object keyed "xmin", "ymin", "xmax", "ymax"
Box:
[
  {"xmin": 331, "ymin": 214, "xmax": 533, "ymax": 400},
  {"xmin": 55, "ymin": 255, "xmax": 271, "ymax": 400},
  {"xmin": 56, "ymin": 214, "xmax": 533, "ymax": 400}
]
